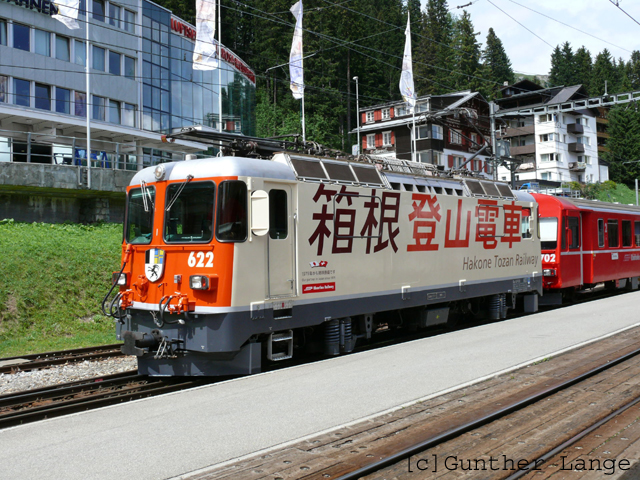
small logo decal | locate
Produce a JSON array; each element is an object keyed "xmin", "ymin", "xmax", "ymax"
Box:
[
  {"xmin": 310, "ymin": 261, "xmax": 328, "ymax": 268},
  {"xmin": 302, "ymin": 282, "xmax": 335, "ymax": 294},
  {"xmin": 145, "ymin": 248, "xmax": 165, "ymax": 282}
]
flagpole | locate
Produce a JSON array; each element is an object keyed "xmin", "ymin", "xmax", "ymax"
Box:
[
  {"xmin": 301, "ymin": 91, "xmax": 306, "ymax": 143},
  {"xmin": 412, "ymin": 109, "xmax": 416, "ymax": 162},
  {"xmin": 85, "ymin": 10, "xmax": 91, "ymax": 188}
]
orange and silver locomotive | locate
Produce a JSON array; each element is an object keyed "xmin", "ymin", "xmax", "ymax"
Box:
[{"xmin": 109, "ymin": 128, "xmax": 543, "ymax": 376}]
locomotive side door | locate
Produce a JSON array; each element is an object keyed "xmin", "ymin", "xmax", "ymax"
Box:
[{"xmin": 265, "ymin": 183, "xmax": 296, "ymax": 298}]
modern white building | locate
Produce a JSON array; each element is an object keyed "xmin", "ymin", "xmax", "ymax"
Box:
[{"xmin": 495, "ymin": 81, "xmax": 608, "ymax": 186}]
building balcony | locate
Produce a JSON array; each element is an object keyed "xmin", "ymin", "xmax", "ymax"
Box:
[
  {"xmin": 598, "ymin": 145, "xmax": 610, "ymax": 153},
  {"xmin": 569, "ymin": 162, "xmax": 587, "ymax": 171},
  {"xmin": 501, "ymin": 125, "xmax": 535, "ymax": 137},
  {"xmin": 517, "ymin": 162, "xmax": 536, "ymax": 172},
  {"xmin": 567, "ymin": 123, "xmax": 584, "ymax": 135},
  {"xmin": 510, "ymin": 144, "xmax": 536, "ymax": 156},
  {"xmin": 568, "ymin": 142, "xmax": 585, "ymax": 153}
]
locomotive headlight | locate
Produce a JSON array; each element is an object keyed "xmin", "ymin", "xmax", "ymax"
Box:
[
  {"xmin": 154, "ymin": 164, "xmax": 166, "ymax": 181},
  {"xmin": 190, "ymin": 275, "xmax": 210, "ymax": 290},
  {"xmin": 543, "ymin": 269, "xmax": 557, "ymax": 277},
  {"xmin": 112, "ymin": 272, "xmax": 128, "ymax": 286}
]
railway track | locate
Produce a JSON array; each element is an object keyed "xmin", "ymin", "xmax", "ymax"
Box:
[
  {"xmin": 188, "ymin": 325, "xmax": 640, "ymax": 480},
  {"xmin": 0, "ymin": 371, "xmax": 217, "ymax": 430},
  {"xmin": 0, "ymin": 344, "xmax": 124, "ymax": 374}
]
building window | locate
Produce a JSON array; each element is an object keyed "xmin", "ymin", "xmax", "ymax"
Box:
[
  {"xmin": 93, "ymin": 0, "xmax": 105, "ymax": 22},
  {"xmin": 382, "ymin": 131, "xmax": 392, "ymax": 146},
  {"xmin": 366, "ymin": 134, "xmax": 375, "ymax": 148},
  {"xmin": 450, "ymin": 129, "xmax": 462, "ymax": 144},
  {"xmin": 123, "ymin": 103, "xmax": 135, "ymax": 127},
  {"xmin": 55, "ymin": 35, "xmax": 70, "ymax": 61},
  {"xmin": 14, "ymin": 78, "xmax": 30, "ymax": 107},
  {"xmin": 381, "ymin": 108, "xmax": 390, "ymax": 120},
  {"xmin": 538, "ymin": 113, "xmax": 555, "ymax": 123},
  {"xmin": 453, "ymin": 155, "xmax": 465, "ymax": 168},
  {"xmin": 124, "ymin": 10, "xmax": 135, "ymax": 33},
  {"xmin": 0, "ymin": 18, "xmax": 7, "ymax": 46},
  {"xmin": 432, "ymin": 125, "xmax": 443, "ymax": 140},
  {"xmin": 541, "ymin": 172, "xmax": 550, "ymax": 180},
  {"xmin": 539, "ymin": 133, "xmax": 554, "ymax": 142},
  {"xmin": 56, "ymin": 87, "xmax": 70, "ymax": 114},
  {"xmin": 108, "ymin": 100, "xmax": 120, "ymax": 124},
  {"xmin": 0, "ymin": 75, "xmax": 6, "ymax": 103},
  {"xmin": 417, "ymin": 125, "xmax": 429, "ymax": 139},
  {"xmin": 576, "ymin": 117, "xmax": 589, "ymax": 128},
  {"xmin": 540, "ymin": 153, "xmax": 561, "ymax": 162},
  {"xmin": 74, "ymin": 91, "xmax": 86, "ymax": 117},
  {"xmin": 93, "ymin": 46, "xmax": 105, "ymax": 71},
  {"xmin": 34, "ymin": 83, "xmax": 50, "ymax": 110},
  {"xmin": 108, "ymin": 3, "xmax": 121, "ymax": 28},
  {"xmin": 470, "ymin": 132, "xmax": 479, "ymax": 146},
  {"xmin": 416, "ymin": 103, "xmax": 428, "ymax": 113},
  {"xmin": 109, "ymin": 51, "xmax": 121, "ymax": 75},
  {"xmin": 75, "ymin": 40, "xmax": 86, "ymax": 66},
  {"xmin": 13, "ymin": 23, "xmax": 30, "ymax": 52},
  {"xmin": 124, "ymin": 56, "xmax": 135, "ymax": 80},
  {"xmin": 433, "ymin": 151, "xmax": 443, "ymax": 165},
  {"xmin": 365, "ymin": 111, "xmax": 374, "ymax": 123},
  {"xmin": 92, "ymin": 95, "xmax": 105, "ymax": 120},
  {"xmin": 34, "ymin": 29, "xmax": 50, "ymax": 56},
  {"xmin": 577, "ymin": 155, "xmax": 591, "ymax": 164},
  {"xmin": 396, "ymin": 106, "xmax": 407, "ymax": 116},
  {"xmin": 577, "ymin": 136, "xmax": 590, "ymax": 145}
]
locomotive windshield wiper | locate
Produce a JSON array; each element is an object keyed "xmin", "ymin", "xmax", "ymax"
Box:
[
  {"xmin": 166, "ymin": 175, "xmax": 194, "ymax": 211},
  {"xmin": 140, "ymin": 181, "xmax": 154, "ymax": 212}
]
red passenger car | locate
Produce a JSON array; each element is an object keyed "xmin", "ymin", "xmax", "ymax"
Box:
[{"xmin": 532, "ymin": 193, "xmax": 640, "ymax": 304}]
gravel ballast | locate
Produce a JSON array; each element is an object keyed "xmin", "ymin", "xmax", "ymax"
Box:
[{"xmin": 0, "ymin": 356, "xmax": 138, "ymax": 395}]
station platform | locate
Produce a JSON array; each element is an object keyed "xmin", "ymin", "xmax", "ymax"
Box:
[{"xmin": 2, "ymin": 292, "xmax": 640, "ymax": 480}]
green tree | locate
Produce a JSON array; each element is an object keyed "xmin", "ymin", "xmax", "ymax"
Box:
[
  {"xmin": 450, "ymin": 11, "xmax": 483, "ymax": 93},
  {"xmin": 604, "ymin": 105, "xmax": 640, "ymax": 185},
  {"xmin": 414, "ymin": 0, "xmax": 454, "ymax": 95},
  {"xmin": 482, "ymin": 27, "xmax": 514, "ymax": 98},
  {"xmin": 548, "ymin": 42, "xmax": 575, "ymax": 87},
  {"xmin": 592, "ymin": 49, "xmax": 617, "ymax": 96},
  {"xmin": 627, "ymin": 51, "xmax": 640, "ymax": 90},
  {"xmin": 573, "ymin": 46, "xmax": 592, "ymax": 94}
]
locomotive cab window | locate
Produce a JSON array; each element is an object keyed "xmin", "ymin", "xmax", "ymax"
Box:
[
  {"xmin": 216, "ymin": 181, "xmax": 248, "ymax": 242},
  {"xmin": 608, "ymin": 219, "xmax": 619, "ymax": 248},
  {"xmin": 539, "ymin": 217, "xmax": 558, "ymax": 250},
  {"xmin": 164, "ymin": 181, "xmax": 215, "ymax": 243},
  {"xmin": 269, "ymin": 190, "xmax": 288, "ymax": 240},
  {"xmin": 125, "ymin": 186, "xmax": 155, "ymax": 244},
  {"xmin": 622, "ymin": 220, "xmax": 632, "ymax": 247},
  {"xmin": 635, "ymin": 221, "xmax": 640, "ymax": 246},
  {"xmin": 521, "ymin": 208, "xmax": 532, "ymax": 239}
]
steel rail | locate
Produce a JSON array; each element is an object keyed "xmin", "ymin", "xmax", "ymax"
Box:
[
  {"xmin": 0, "ymin": 374, "xmax": 213, "ymax": 429},
  {"xmin": 333, "ymin": 345, "xmax": 640, "ymax": 480},
  {"xmin": 0, "ymin": 344, "xmax": 124, "ymax": 374}
]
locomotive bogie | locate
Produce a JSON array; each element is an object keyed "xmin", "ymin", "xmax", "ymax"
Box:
[{"xmin": 115, "ymin": 154, "xmax": 543, "ymax": 376}]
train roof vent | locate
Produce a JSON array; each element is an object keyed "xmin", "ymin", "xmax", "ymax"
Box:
[
  {"xmin": 465, "ymin": 179, "xmax": 485, "ymax": 196},
  {"xmin": 290, "ymin": 157, "xmax": 328, "ymax": 181},
  {"xmin": 323, "ymin": 161, "xmax": 357, "ymax": 182},
  {"xmin": 495, "ymin": 183, "xmax": 515, "ymax": 198},
  {"xmin": 351, "ymin": 165, "xmax": 384, "ymax": 186},
  {"xmin": 481, "ymin": 181, "xmax": 501, "ymax": 197}
]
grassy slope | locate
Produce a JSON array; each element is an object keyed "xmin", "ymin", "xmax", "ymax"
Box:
[{"xmin": 0, "ymin": 220, "xmax": 122, "ymax": 356}]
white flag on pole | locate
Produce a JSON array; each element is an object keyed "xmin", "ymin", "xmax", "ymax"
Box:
[
  {"xmin": 289, "ymin": 1, "xmax": 304, "ymax": 100},
  {"xmin": 193, "ymin": 0, "xmax": 218, "ymax": 70},
  {"xmin": 399, "ymin": 13, "xmax": 416, "ymax": 111},
  {"xmin": 52, "ymin": 0, "xmax": 80, "ymax": 29}
]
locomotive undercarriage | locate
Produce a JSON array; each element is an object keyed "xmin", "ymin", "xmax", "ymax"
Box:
[{"xmin": 117, "ymin": 275, "xmax": 542, "ymax": 376}]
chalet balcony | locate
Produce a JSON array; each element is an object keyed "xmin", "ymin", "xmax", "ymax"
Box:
[
  {"xmin": 510, "ymin": 144, "xmax": 536, "ymax": 156},
  {"xmin": 568, "ymin": 142, "xmax": 585, "ymax": 153},
  {"xmin": 569, "ymin": 162, "xmax": 587, "ymax": 171},
  {"xmin": 567, "ymin": 123, "xmax": 584, "ymax": 135}
]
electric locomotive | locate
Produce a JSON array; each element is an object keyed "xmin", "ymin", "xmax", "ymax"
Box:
[{"xmin": 107, "ymin": 127, "xmax": 543, "ymax": 376}]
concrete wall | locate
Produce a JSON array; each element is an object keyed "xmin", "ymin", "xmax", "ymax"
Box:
[{"xmin": 0, "ymin": 163, "xmax": 134, "ymax": 223}]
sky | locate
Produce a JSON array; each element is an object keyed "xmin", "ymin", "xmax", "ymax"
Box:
[{"xmin": 426, "ymin": 0, "xmax": 640, "ymax": 77}]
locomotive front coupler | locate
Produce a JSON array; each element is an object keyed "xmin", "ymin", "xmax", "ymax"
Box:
[{"xmin": 121, "ymin": 329, "xmax": 164, "ymax": 356}]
